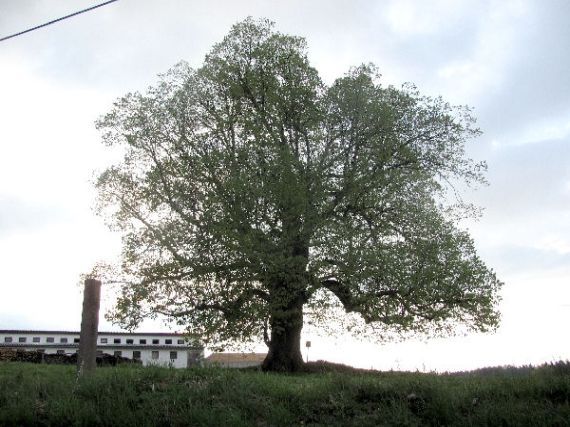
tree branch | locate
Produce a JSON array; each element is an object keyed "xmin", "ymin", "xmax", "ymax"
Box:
[{"xmin": 320, "ymin": 277, "xmax": 399, "ymax": 321}]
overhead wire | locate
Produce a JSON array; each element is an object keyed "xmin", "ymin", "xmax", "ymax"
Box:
[{"xmin": 0, "ymin": 0, "xmax": 119, "ymax": 43}]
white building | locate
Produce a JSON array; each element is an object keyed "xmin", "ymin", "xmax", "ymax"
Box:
[{"xmin": 0, "ymin": 330, "xmax": 203, "ymax": 368}]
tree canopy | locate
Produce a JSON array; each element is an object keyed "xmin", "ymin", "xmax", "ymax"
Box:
[{"xmin": 95, "ymin": 18, "xmax": 502, "ymax": 371}]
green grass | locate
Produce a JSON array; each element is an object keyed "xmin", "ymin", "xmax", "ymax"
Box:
[{"xmin": 0, "ymin": 361, "xmax": 568, "ymax": 426}]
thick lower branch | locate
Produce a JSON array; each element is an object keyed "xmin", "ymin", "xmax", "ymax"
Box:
[
  {"xmin": 320, "ymin": 277, "xmax": 399, "ymax": 323},
  {"xmin": 155, "ymin": 287, "xmax": 269, "ymax": 320}
]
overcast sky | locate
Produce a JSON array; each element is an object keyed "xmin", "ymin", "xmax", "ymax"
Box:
[{"xmin": 1, "ymin": 0, "xmax": 568, "ymax": 371}]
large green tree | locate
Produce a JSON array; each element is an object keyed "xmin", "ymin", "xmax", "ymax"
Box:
[{"xmin": 96, "ymin": 19, "xmax": 502, "ymax": 372}]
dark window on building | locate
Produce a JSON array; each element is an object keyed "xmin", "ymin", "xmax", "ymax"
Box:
[
  {"xmin": 152, "ymin": 339, "xmax": 159, "ymax": 345},
  {"xmin": 60, "ymin": 338, "xmax": 68, "ymax": 343},
  {"xmin": 18, "ymin": 337, "xmax": 26, "ymax": 343},
  {"xmin": 170, "ymin": 351, "xmax": 177, "ymax": 360},
  {"xmin": 114, "ymin": 338, "xmax": 121, "ymax": 344},
  {"xmin": 37, "ymin": 349, "xmax": 45, "ymax": 353},
  {"xmin": 4, "ymin": 337, "xmax": 12, "ymax": 343},
  {"xmin": 100, "ymin": 338, "xmax": 108, "ymax": 344},
  {"xmin": 126, "ymin": 339, "xmax": 134, "ymax": 344},
  {"xmin": 46, "ymin": 337, "xmax": 54, "ymax": 343},
  {"xmin": 139, "ymin": 339, "xmax": 147, "ymax": 344},
  {"xmin": 74, "ymin": 338, "xmax": 80, "ymax": 343},
  {"xmin": 165, "ymin": 339, "xmax": 172, "ymax": 345},
  {"xmin": 114, "ymin": 350, "xmax": 122, "ymax": 357},
  {"xmin": 177, "ymin": 339, "xmax": 184, "ymax": 345},
  {"xmin": 151, "ymin": 350, "xmax": 159, "ymax": 360},
  {"xmin": 56, "ymin": 350, "xmax": 65, "ymax": 354},
  {"xmin": 133, "ymin": 351, "xmax": 141, "ymax": 359},
  {"xmin": 33, "ymin": 337, "xmax": 40, "ymax": 343}
]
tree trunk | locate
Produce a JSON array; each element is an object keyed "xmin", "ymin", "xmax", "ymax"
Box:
[{"xmin": 262, "ymin": 295, "xmax": 305, "ymax": 372}]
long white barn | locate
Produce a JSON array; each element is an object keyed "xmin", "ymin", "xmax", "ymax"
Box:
[{"xmin": 0, "ymin": 330, "xmax": 203, "ymax": 368}]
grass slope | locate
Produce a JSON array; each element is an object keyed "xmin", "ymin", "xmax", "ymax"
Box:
[{"xmin": 0, "ymin": 361, "xmax": 568, "ymax": 426}]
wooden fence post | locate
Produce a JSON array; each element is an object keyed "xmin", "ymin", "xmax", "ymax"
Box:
[{"xmin": 77, "ymin": 278, "xmax": 101, "ymax": 376}]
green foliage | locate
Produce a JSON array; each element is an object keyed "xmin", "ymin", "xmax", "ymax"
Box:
[
  {"xmin": 94, "ymin": 18, "xmax": 502, "ymax": 351},
  {"xmin": 1, "ymin": 362, "xmax": 569, "ymax": 426}
]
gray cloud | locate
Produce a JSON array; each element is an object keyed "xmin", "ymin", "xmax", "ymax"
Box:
[
  {"xmin": 476, "ymin": 1, "xmax": 570, "ymax": 141},
  {"xmin": 483, "ymin": 245, "xmax": 570, "ymax": 276},
  {"xmin": 468, "ymin": 136, "xmax": 570, "ymax": 220},
  {"xmin": 4, "ymin": 1, "xmax": 567, "ymax": 122}
]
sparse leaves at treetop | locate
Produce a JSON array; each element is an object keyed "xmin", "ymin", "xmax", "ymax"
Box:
[{"xmin": 95, "ymin": 18, "xmax": 502, "ymax": 371}]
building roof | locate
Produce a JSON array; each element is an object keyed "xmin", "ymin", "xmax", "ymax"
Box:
[
  {"xmin": 206, "ymin": 352, "xmax": 266, "ymax": 363},
  {"xmin": 0, "ymin": 343, "xmax": 200, "ymax": 351},
  {"xmin": 0, "ymin": 330, "xmax": 187, "ymax": 337}
]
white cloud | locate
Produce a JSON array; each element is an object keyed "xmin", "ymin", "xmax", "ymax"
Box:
[
  {"xmin": 0, "ymin": 56, "xmax": 117, "ymax": 201},
  {"xmin": 434, "ymin": 0, "xmax": 533, "ymax": 104},
  {"xmin": 514, "ymin": 114, "xmax": 570, "ymax": 146},
  {"xmin": 384, "ymin": 0, "xmax": 465, "ymax": 37},
  {"xmin": 534, "ymin": 236, "xmax": 570, "ymax": 256}
]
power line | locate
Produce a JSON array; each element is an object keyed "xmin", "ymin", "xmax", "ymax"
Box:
[{"xmin": 0, "ymin": 0, "xmax": 119, "ymax": 43}]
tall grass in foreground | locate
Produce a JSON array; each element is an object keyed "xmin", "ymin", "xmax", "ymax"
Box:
[{"xmin": 0, "ymin": 361, "xmax": 568, "ymax": 426}]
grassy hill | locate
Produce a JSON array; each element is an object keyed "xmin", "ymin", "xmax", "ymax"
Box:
[{"xmin": 0, "ymin": 361, "xmax": 568, "ymax": 426}]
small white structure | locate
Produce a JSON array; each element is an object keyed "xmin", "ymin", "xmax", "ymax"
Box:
[
  {"xmin": 205, "ymin": 352, "xmax": 266, "ymax": 368},
  {"xmin": 0, "ymin": 330, "xmax": 203, "ymax": 368}
]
